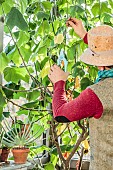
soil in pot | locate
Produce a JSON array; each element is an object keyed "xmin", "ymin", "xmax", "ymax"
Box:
[{"xmin": 12, "ymin": 148, "xmax": 30, "ymax": 164}]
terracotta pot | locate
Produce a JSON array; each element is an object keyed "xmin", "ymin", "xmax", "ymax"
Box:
[
  {"xmin": 12, "ymin": 148, "xmax": 30, "ymax": 164},
  {"xmin": 0, "ymin": 149, "xmax": 2, "ymax": 155},
  {"xmin": 1, "ymin": 147, "xmax": 10, "ymax": 162},
  {"xmin": 0, "ymin": 149, "xmax": 2, "ymax": 162}
]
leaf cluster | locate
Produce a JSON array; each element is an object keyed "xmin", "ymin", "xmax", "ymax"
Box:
[{"xmin": 2, "ymin": 119, "xmax": 44, "ymax": 148}]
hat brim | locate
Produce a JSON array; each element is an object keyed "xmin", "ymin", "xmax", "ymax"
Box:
[{"xmin": 80, "ymin": 48, "xmax": 113, "ymax": 66}]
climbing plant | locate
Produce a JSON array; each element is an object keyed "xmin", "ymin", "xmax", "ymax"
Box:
[{"xmin": 0, "ymin": 0, "xmax": 113, "ymax": 169}]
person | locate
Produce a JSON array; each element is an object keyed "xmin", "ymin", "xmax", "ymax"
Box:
[{"xmin": 48, "ymin": 18, "xmax": 113, "ymax": 170}]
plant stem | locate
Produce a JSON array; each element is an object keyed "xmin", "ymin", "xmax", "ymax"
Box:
[
  {"xmin": 5, "ymin": 96, "xmax": 52, "ymax": 112},
  {"xmin": 0, "ymin": 83, "xmax": 52, "ymax": 93}
]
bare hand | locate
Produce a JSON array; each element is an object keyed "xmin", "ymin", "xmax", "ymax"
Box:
[
  {"xmin": 66, "ymin": 17, "xmax": 87, "ymax": 39},
  {"xmin": 48, "ymin": 65, "xmax": 69, "ymax": 84}
]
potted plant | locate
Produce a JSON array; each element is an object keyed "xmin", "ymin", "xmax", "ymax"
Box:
[
  {"xmin": 2, "ymin": 119, "xmax": 42, "ymax": 164},
  {"xmin": 0, "ymin": 124, "xmax": 10, "ymax": 163},
  {"xmin": 0, "ymin": 125, "xmax": 3, "ymax": 158}
]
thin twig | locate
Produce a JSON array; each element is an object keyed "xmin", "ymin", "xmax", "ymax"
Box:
[
  {"xmin": 78, "ymin": 146, "xmax": 84, "ymax": 170},
  {"xmin": 51, "ymin": 119, "xmax": 65, "ymax": 163},
  {"xmin": 0, "ymin": 83, "xmax": 52, "ymax": 93},
  {"xmin": 5, "ymin": 96, "xmax": 52, "ymax": 112},
  {"xmin": 67, "ymin": 123, "xmax": 73, "ymax": 138}
]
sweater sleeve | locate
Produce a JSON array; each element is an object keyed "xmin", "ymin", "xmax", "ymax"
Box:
[
  {"xmin": 83, "ymin": 33, "xmax": 88, "ymax": 44},
  {"xmin": 52, "ymin": 80, "xmax": 103, "ymax": 123}
]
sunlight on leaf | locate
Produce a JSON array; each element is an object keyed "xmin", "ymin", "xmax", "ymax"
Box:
[
  {"xmin": 54, "ymin": 33, "xmax": 64, "ymax": 44},
  {"xmin": 4, "ymin": 67, "xmax": 29, "ymax": 83},
  {"xmin": 0, "ymin": 53, "xmax": 9, "ymax": 73},
  {"xmin": 44, "ymin": 163, "xmax": 55, "ymax": 170},
  {"xmin": 40, "ymin": 61, "xmax": 50, "ymax": 79}
]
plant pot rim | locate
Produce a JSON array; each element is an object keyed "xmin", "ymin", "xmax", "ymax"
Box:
[
  {"xmin": 2, "ymin": 147, "xmax": 10, "ymax": 150},
  {"xmin": 12, "ymin": 148, "xmax": 30, "ymax": 153}
]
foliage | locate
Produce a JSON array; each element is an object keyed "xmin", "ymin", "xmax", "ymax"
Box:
[
  {"xmin": 2, "ymin": 119, "xmax": 44, "ymax": 148},
  {"xmin": 0, "ymin": 0, "xmax": 113, "ymax": 169}
]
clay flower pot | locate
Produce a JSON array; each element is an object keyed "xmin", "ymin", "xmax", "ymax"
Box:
[
  {"xmin": 0, "ymin": 149, "xmax": 2, "ymax": 155},
  {"xmin": 0, "ymin": 149, "xmax": 2, "ymax": 162},
  {"xmin": 12, "ymin": 148, "xmax": 30, "ymax": 164},
  {"xmin": 1, "ymin": 147, "xmax": 10, "ymax": 162}
]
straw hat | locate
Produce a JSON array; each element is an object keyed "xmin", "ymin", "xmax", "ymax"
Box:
[{"xmin": 80, "ymin": 25, "xmax": 113, "ymax": 66}]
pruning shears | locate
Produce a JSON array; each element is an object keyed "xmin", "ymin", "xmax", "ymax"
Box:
[{"xmin": 57, "ymin": 49, "xmax": 68, "ymax": 72}]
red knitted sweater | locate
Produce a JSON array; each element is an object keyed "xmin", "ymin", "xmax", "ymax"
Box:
[{"xmin": 52, "ymin": 34, "xmax": 103, "ymax": 122}]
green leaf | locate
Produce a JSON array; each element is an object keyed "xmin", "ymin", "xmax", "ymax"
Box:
[
  {"xmin": 19, "ymin": 0, "xmax": 28, "ymax": 14},
  {"xmin": 13, "ymin": 87, "xmax": 26, "ymax": 99},
  {"xmin": 88, "ymin": 66, "xmax": 97, "ymax": 81},
  {"xmin": 38, "ymin": 45, "xmax": 47, "ymax": 56},
  {"xmin": 0, "ymin": 53, "xmax": 9, "ymax": 73},
  {"xmin": 3, "ymin": 112, "xmax": 10, "ymax": 118},
  {"xmin": 35, "ymin": 61, "xmax": 41, "ymax": 72},
  {"xmin": 0, "ymin": 0, "xmax": 5, "ymax": 5},
  {"xmin": 71, "ymin": 134, "xmax": 77, "ymax": 144},
  {"xmin": 32, "ymin": 124, "xmax": 44, "ymax": 138},
  {"xmin": 109, "ymin": 0, "xmax": 113, "ymax": 8},
  {"xmin": 30, "ymin": 145, "xmax": 50, "ymax": 154},
  {"xmin": 27, "ymin": 90, "xmax": 40, "ymax": 101},
  {"xmin": 51, "ymin": 145, "xmax": 73, "ymax": 155},
  {"xmin": 50, "ymin": 154, "xmax": 58, "ymax": 166},
  {"xmin": 17, "ymin": 110, "xmax": 29, "ymax": 116},
  {"xmin": 30, "ymin": 111, "xmax": 43, "ymax": 116},
  {"xmin": 42, "ymin": 1, "xmax": 52, "ymax": 10},
  {"xmin": 17, "ymin": 31, "xmax": 30, "ymax": 47},
  {"xmin": 5, "ymin": 44, "xmax": 15, "ymax": 54},
  {"xmin": 102, "ymin": 12, "xmax": 112, "ymax": 23},
  {"xmin": 6, "ymin": 7, "xmax": 28, "ymax": 30},
  {"xmin": 0, "ymin": 90, "xmax": 6, "ymax": 116},
  {"xmin": 62, "ymin": 136, "xmax": 71, "ymax": 145},
  {"xmin": 3, "ymin": 67, "xmax": 29, "ymax": 83},
  {"xmin": 73, "ymin": 90, "xmax": 80, "ymax": 98},
  {"xmin": 22, "ymin": 100, "xmax": 39, "ymax": 109},
  {"xmin": 91, "ymin": 2, "xmax": 111, "ymax": 17},
  {"xmin": 101, "ymin": 2, "xmax": 111, "ymax": 14},
  {"xmin": 53, "ymin": 20, "xmax": 60, "ymax": 34},
  {"xmin": 67, "ymin": 45, "xmax": 76, "ymax": 60},
  {"xmin": 44, "ymin": 163, "xmax": 55, "ymax": 170},
  {"xmin": 40, "ymin": 61, "xmax": 50, "ymax": 79},
  {"xmin": 70, "ymin": 5, "xmax": 84, "ymax": 17},
  {"xmin": 41, "ymin": 57, "xmax": 49, "ymax": 69},
  {"xmin": 76, "ymin": 0, "xmax": 86, "ymax": 4},
  {"xmin": 7, "ymin": 48, "xmax": 22, "ymax": 66},
  {"xmin": 20, "ymin": 45, "xmax": 32, "ymax": 63},
  {"xmin": 72, "ymin": 67, "xmax": 85, "ymax": 78},
  {"xmin": 91, "ymin": 3, "xmax": 100, "ymax": 17},
  {"xmin": 2, "ymin": 82, "xmax": 20, "ymax": 99},
  {"xmin": 37, "ymin": 20, "xmax": 50, "ymax": 36},
  {"xmin": 0, "ymin": 106, "xmax": 3, "ymax": 116},
  {"xmin": 1, "ymin": 0, "xmax": 14, "ymax": 14},
  {"xmin": 80, "ymin": 77, "xmax": 93, "ymax": 90},
  {"xmin": 37, "ymin": 11, "xmax": 49, "ymax": 20},
  {"xmin": 0, "ymin": 90, "xmax": 6, "ymax": 107},
  {"xmin": 0, "ymin": 112, "xmax": 4, "ymax": 121}
]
